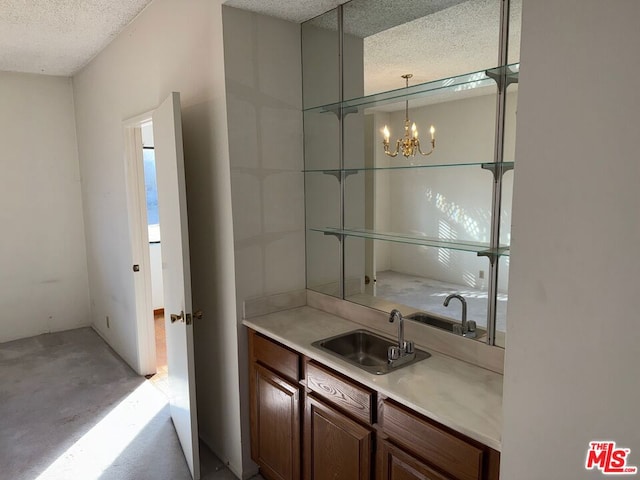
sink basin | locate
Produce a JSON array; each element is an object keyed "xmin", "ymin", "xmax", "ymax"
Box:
[
  {"xmin": 406, "ymin": 312, "xmax": 486, "ymax": 337},
  {"xmin": 312, "ymin": 329, "xmax": 430, "ymax": 375}
]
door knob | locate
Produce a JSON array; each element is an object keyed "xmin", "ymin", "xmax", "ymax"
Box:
[
  {"xmin": 170, "ymin": 311, "xmax": 185, "ymax": 323},
  {"xmin": 185, "ymin": 310, "xmax": 203, "ymax": 325}
]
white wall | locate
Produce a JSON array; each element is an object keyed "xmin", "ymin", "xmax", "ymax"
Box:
[
  {"xmin": 222, "ymin": 7, "xmax": 305, "ymax": 475},
  {"xmin": 0, "ymin": 72, "xmax": 90, "ymax": 342},
  {"xmin": 149, "ymin": 242, "xmax": 164, "ymax": 310},
  {"xmin": 379, "ymin": 92, "xmax": 516, "ymax": 293},
  {"xmin": 72, "ymin": 0, "xmax": 244, "ymax": 475},
  {"xmin": 501, "ymin": 1, "xmax": 640, "ymax": 478}
]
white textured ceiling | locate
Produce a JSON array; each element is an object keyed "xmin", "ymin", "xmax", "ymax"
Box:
[
  {"xmin": 224, "ymin": 0, "xmax": 351, "ymax": 23},
  {"xmin": 0, "ymin": 0, "xmax": 520, "ymax": 89},
  {"xmin": 0, "ymin": 0, "xmax": 153, "ymax": 76},
  {"xmin": 364, "ymin": 0, "xmax": 521, "ymax": 94},
  {"xmin": 225, "ymin": 0, "xmax": 521, "ymax": 99}
]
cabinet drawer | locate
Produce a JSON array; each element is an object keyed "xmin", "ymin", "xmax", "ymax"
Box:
[
  {"xmin": 377, "ymin": 439, "xmax": 452, "ymax": 480},
  {"xmin": 251, "ymin": 331, "xmax": 299, "ymax": 382},
  {"xmin": 381, "ymin": 400, "xmax": 483, "ymax": 480},
  {"xmin": 305, "ymin": 361, "xmax": 374, "ymax": 424}
]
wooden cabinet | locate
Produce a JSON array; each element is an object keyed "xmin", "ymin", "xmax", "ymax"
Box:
[
  {"xmin": 248, "ymin": 329, "xmax": 499, "ymax": 480},
  {"xmin": 303, "ymin": 360, "xmax": 375, "ymax": 480},
  {"xmin": 377, "ymin": 440, "xmax": 451, "ymax": 480},
  {"xmin": 305, "ymin": 361, "xmax": 374, "ymax": 425},
  {"xmin": 304, "ymin": 394, "xmax": 373, "ymax": 480},
  {"xmin": 379, "ymin": 400, "xmax": 500, "ymax": 480},
  {"xmin": 249, "ymin": 330, "xmax": 301, "ymax": 480}
]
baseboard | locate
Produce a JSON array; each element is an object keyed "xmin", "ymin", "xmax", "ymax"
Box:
[{"xmin": 153, "ymin": 308, "xmax": 164, "ymax": 316}]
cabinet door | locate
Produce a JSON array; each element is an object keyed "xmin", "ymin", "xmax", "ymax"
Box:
[
  {"xmin": 377, "ymin": 440, "xmax": 452, "ymax": 480},
  {"xmin": 250, "ymin": 363, "xmax": 301, "ymax": 480},
  {"xmin": 304, "ymin": 394, "xmax": 372, "ymax": 480}
]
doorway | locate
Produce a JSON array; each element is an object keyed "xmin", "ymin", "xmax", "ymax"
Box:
[
  {"xmin": 123, "ymin": 116, "xmax": 167, "ymax": 384},
  {"xmin": 140, "ymin": 121, "xmax": 170, "ymax": 395},
  {"xmin": 123, "ymin": 93, "xmax": 201, "ymax": 479}
]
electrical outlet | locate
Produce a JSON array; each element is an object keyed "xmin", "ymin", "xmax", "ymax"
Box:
[
  {"xmin": 106, "ymin": 316, "xmax": 110, "ymax": 329},
  {"xmin": 479, "ymin": 270, "xmax": 485, "ymax": 279}
]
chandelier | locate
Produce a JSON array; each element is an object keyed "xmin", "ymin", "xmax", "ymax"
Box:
[{"xmin": 382, "ymin": 74, "xmax": 436, "ymax": 158}]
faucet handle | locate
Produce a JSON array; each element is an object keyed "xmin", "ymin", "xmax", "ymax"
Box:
[
  {"xmin": 467, "ymin": 320, "xmax": 477, "ymax": 332},
  {"xmin": 388, "ymin": 345, "xmax": 401, "ymax": 361},
  {"xmin": 403, "ymin": 341, "xmax": 414, "ymax": 354}
]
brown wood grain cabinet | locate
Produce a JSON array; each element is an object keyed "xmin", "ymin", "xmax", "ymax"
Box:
[
  {"xmin": 304, "ymin": 394, "xmax": 373, "ymax": 480},
  {"xmin": 247, "ymin": 329, "xmax": 500, "ymax": 480},
  {"xmin": 305, "ymin": 361, "xmax": 374, "ymax": 425},
  {"xmin": 249, "ymin": 330, "xmax": 302, "ymax": 480},
  {"xmin": 377, "ymin": 440, "xmax": 452, "ymax": 480},
  {"xmin": 379, "ymin": 399, "xmax": 500, "ymax": 480}
]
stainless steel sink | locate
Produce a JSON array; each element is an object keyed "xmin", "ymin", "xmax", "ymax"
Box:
[
  {"xmin": 312, "ymin": 329, "xmax": 430, "ymax": 375},
  {"xmin": 406, "ymin": 312, "xmax": 486, "ymax": 337}
]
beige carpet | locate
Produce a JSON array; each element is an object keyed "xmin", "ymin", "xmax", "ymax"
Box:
[{"xmin": 0, "ymin": 327, "xmax": 261, "ymax": 480}]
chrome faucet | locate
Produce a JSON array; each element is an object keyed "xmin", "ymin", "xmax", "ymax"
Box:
[
  {"xmin": 389, "ymin": 309, "xmax": 405, "ymax": 349},
  {"xmin": 443, "ymin": 294, "xmax": 476, "ymax": 338},
  {"xmin": 388, "ymin": 309, "xmax": 415, "ymax": 365}
]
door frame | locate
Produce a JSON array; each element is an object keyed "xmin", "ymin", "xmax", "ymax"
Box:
[{"xmin": 123, "ymin": 111, "xmax": 157, "ymax": 376}]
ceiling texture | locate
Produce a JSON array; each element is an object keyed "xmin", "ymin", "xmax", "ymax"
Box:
[
  {"xmin": 0, "ymin": 0, "xmax": 346, "ymax": 76},
  {"xmin": 0, "ymin": 0, "xmax": 520, "ymax": 102},
  {"xmin": 0, "ymin": 0, "xmax": 153, "ymax": 76},
  {"xmin": 223, "ymin": 0, "xmax": 350, "ymax": 23}
]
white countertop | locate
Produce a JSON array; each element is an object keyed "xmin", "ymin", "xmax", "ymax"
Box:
[{"xmin": 243, "ymin": 306, "xmax": 503, "ymax": 451}]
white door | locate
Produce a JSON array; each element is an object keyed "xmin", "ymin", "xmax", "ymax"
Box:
[{"xmin": 153, "ymin": 92, "xmax": 200, "ymax": 480}]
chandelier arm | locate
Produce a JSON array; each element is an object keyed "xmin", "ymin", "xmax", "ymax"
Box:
[
  {"xmin": 416, "ymin": 138, "xmax": 435, "ymax": 156},
  {"xmin": 381, "ymin": 74, "xmax": 436, "ymax": 160},
  {"xmin": 384, "ymin": 139, "xmax": 400, "ymax": 157}
]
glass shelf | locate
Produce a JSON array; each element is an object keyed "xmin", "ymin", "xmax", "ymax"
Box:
[
  {"xmin": 303, "ymin": 64, "xmax": 519, "ymax": 114},
  {"xmin": 303, "ymin": 161, "xmax": 514, "ymax": 174},
  {"xmin": 309, "ymin": 227, "xmax": 510, "ymax": 257}
]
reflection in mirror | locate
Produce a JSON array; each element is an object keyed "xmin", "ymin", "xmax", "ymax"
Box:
[
  {"xmin": 340, "ymin": 88, "xmax": 518, "ymax": 341},
  {"xmin": 302, "ymin": 8, "xmax": 340, "ymax": 109},
  {"xmin": 303, "ymin": 109, "xmax": 340, "ymax": 172},
  {"xmin": 344, "ymin": 0, "xmax": 503, "ymax": 97},
  {"xmin": 303, "ymin": 0, "xmax": 520, "ymax": 347},
  {"xmin": 305, "ymin": 171, "xmax": 341, "ymax": 297},
  {"xmin": 508, "ymin": 0, "xmax": 523, "ymax": 65},
  {"xmin": 306, "ymin": 230, "xmax": 342, "ymax": 297},
  {"xmin": 495, "ymin": 255, "xmax": 509, "ymax": 348}
]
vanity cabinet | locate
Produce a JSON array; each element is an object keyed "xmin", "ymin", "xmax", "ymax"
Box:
[
  {"xmin": 304, "ymin": 360, "xmax": 375, "ymax": 480},
  {"xmin": 248, "ymin": 329, "xmax": 499, "ymax": 480},
  {"xmin": 304, "ymin": 395, "xmax": 373, "ymax": 480},
  {"xmin": 378, "ymin": 400, "xmax": 500, "ymax": 480},
  {"xmin": 249, "ymin": 330, "xmax": 302, "ymax": 480},
  {"xmin": 377, "ymin": 440, "xmax": 450, "ymax": 480}
]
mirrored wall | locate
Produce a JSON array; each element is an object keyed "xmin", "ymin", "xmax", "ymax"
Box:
[{"xmin": 303, "ymin": 0, "xmax": 521, "ymax": 348}]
